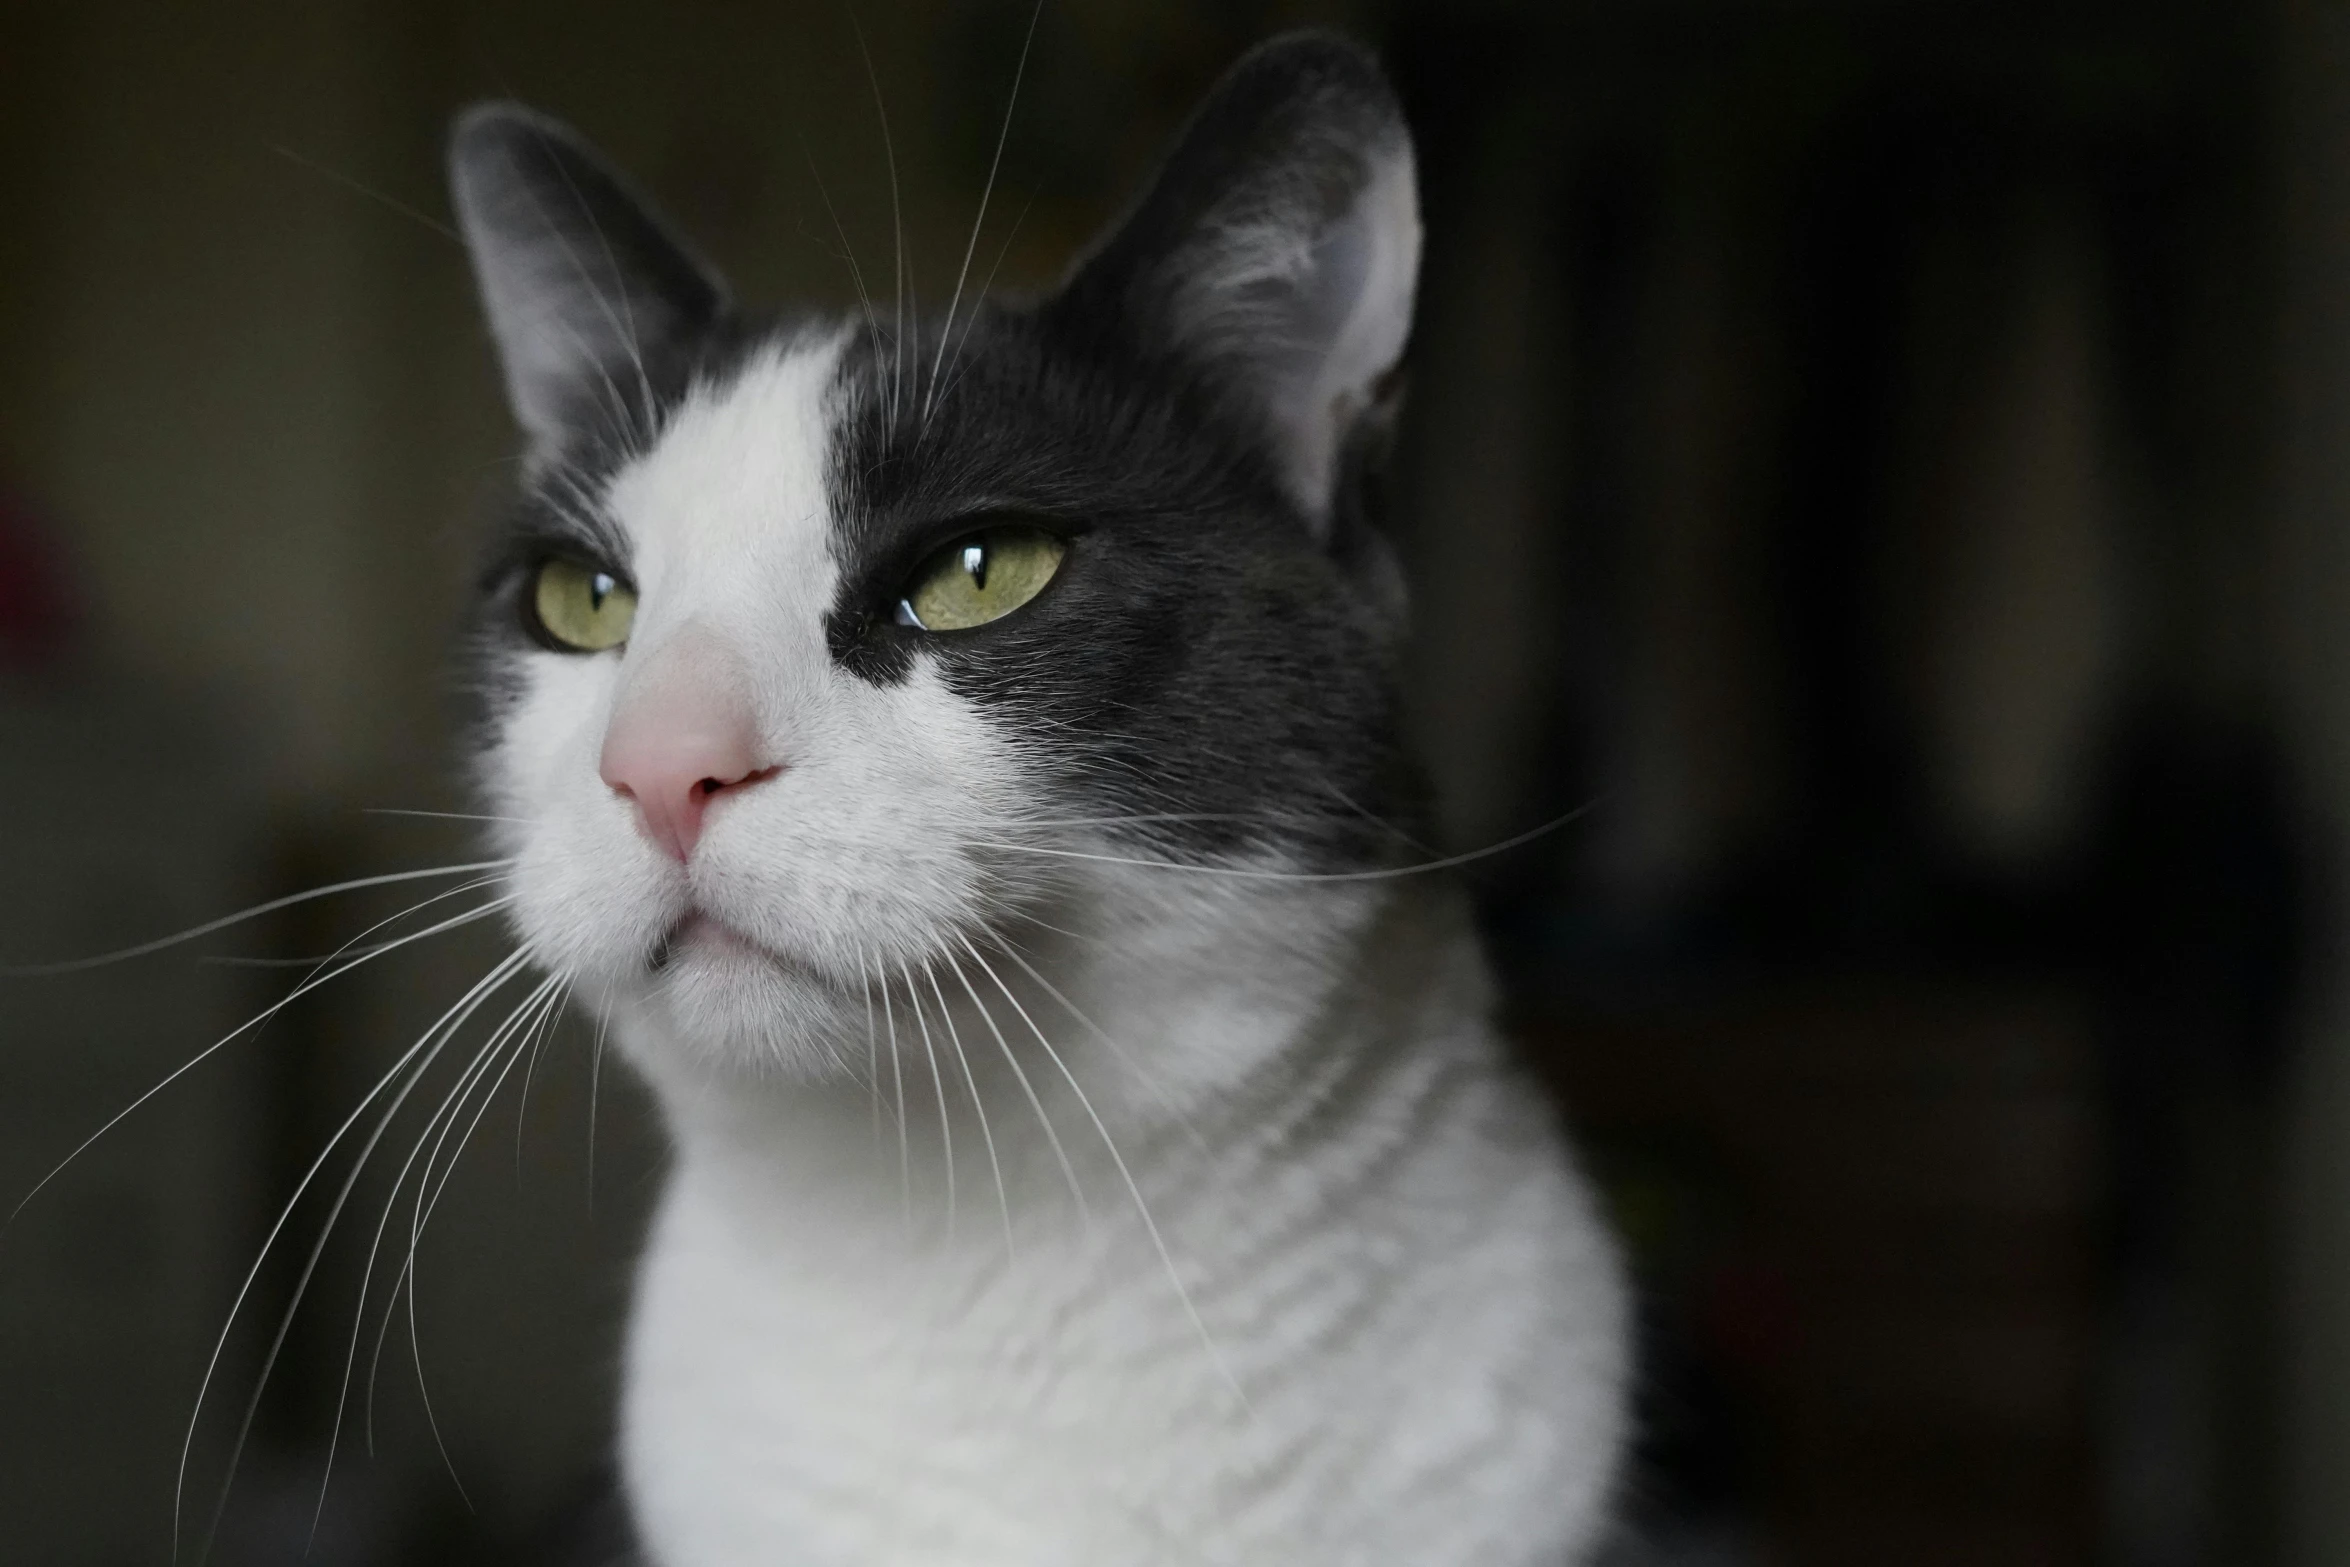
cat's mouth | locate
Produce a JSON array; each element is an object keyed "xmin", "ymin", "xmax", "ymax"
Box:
[{"xmin": 648, "ymin": 910, "xmax": 808, "ymax": 979}]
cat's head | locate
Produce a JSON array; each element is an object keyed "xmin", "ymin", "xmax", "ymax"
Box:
[{"xmin": 451, "ymin": 33, "xmax": 1422, "ymax": 1078}]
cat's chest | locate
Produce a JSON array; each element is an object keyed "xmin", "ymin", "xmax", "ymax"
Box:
[
  {"xmin": 610, "ymin": 1071, "xmax": 1624, "ymax": 1567},
  {"xmin": 617, "ymin": 1170, "xmax": 1342, "ymax": 1567}
]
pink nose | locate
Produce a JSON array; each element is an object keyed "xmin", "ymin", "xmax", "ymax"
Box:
[{"xmin": 598, "ymin": 627, "xmax": 775, "ymax": 863}]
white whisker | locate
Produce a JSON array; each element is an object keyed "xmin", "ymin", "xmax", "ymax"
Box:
[
  {"xmin": 848, "ymin": 12, "xmax": 909, "ymax": 430},
  {"xmin": 364, "ymin": 971, "xmax": 563, "ymax": 1456},
  {"xmin": 901, "ymin": 958, "xmax": 955, "ymax": 1240},
  {"xmin": 924, "ymin": 193, "xmax": 1035, "ymax": 416},
  {"xmin": 991, "ymin": 937, "xmax": 1211, "ymax": 1161},
  {"xmin": 587, "ymin": 996, "xmax": 612, "ymax": 1210},
  {"xmin": 269, "ymin": 143, "xmax": 464, "ymax": 244},
  {"xmin": 173, "ymin": 935, "xmax": 525, "ymax": 1557},
  {"xmin": 394, "ymin": 973, "xmax": 570, "ymax": 1503},
  {"xmin": 948, "ymin": 948, "xmax": 1088, "ymax": 1228},
  {"xmin": 10, "ymin": 898, "xmax": 514, "ymax": 1235},
  {"xmin": 1, "ymin": 859, "xmax": 509, "ymax": 976},
  {"xmin": 200, "ymin": 870, "xmax": 512, "ymax": 969},
  {"xmin": 926, "ymin": 963, "xmax": 1011, "ymax": 1260},
  {"xmin": 968, "ymin": 802, "xmax": 1599, "ymax": 884},
  {"xmin": 362, "ymin": 807, "xmax": 532, "ymax": 825},
  {"xmin": 881, "ymin": 964, "xmax": 910, "ymax": 1229},
  {"xmin": 959, "ymin": 934, "xmax": 1242, "ymax": 1406},
  {"xmin": 922, "ymin": 0, "xmax": 1043, "ymax": 433},
  {"xmin": 513, "ymin": 959, "xmax": 570, "ymax": 1179},
  {"xmin": 859, "ymin": 950, "xmax": 882, "ymax": 1146},
  {"xmin": 802, "ymin": 141, "xmax": 888, "ymax": 380},
  {"xmin": 301, "ymin": 953, "xmax": 538, "ymax": 1544}
]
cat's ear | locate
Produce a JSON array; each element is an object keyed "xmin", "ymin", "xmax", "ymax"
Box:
[
  {"xmin": 448, "ymin": 103, "xmax": 730, "ymax": 453},
  {"xmin": 1053, "ymin": 33, "xmax": 1420, "ymax": 532}
]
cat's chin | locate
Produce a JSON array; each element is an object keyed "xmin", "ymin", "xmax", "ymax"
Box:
[{"xmin": 636, "ymin": 915, "xmax": 863, "ymax": 1078}]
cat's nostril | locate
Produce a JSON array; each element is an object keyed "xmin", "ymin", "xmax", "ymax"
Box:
[
  {"xmin": 599, "ymin": 750, "xmax": 783, "ymax": 864},
  {"xmin": 691, "ymin": 763, "xmax": 779, "ymax": 802},
  {"xmin": 604, "ymin": 761, "xmax": 772, "ymax": 863}
]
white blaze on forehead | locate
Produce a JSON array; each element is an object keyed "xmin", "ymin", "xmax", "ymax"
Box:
[{"xmin": 604, "ymin": 330, "xmax": 848, "ymax": 659}]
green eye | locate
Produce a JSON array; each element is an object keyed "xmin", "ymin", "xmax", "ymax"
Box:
[
  {"xmin": 895, "ymin": 525, "xmax": 1067, "ymax": 632},
  {"xmin": 532, "ymin": 558, "xmax": 637, "ymax": 651}
]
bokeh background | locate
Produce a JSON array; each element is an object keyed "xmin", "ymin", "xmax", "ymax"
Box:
[{"xmin": 6, "ymin": 1, "xmax": 2350, "ymax": 1562}]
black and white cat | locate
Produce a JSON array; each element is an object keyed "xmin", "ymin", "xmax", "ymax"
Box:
[{"xmin": 450, "ymin": 32, "xmax": 1627, "ymax": 1566}]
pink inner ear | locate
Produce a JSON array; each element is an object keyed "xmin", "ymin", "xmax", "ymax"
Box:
[{"xmin": 598, "ymin": 624, "xmax": 778, "ymax": 862}]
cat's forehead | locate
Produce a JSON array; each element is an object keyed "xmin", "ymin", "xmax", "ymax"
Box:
[{"xmin": 597, "ymin": 329, "xmax": 847, "ymax": 637}]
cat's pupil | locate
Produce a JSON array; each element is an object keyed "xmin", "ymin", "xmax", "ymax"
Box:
[
  {"xmin": 590, "ymin": 573, "xmax": 612, "ymax": 611},
  {"xmin": 961, "ymin": 543, "xmax": 988, "ymax": 591}
]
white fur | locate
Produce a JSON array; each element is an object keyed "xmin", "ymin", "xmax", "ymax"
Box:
[{"xmin": 489, "ymin": 336, "xmax": 1629, "ymax": 1565}]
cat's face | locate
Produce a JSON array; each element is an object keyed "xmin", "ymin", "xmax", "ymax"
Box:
[{"xmin": 453, "ymin": 35, "xmax": 1421, "ymax": 1077}]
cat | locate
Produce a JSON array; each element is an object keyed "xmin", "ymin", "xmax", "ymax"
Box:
[{"xmin": 449, "ymin": 30, "xmax": 1628, "ymax": 1567}]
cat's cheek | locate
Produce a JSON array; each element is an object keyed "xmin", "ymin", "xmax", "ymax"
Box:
[
  {"xmin": 481, "ymin": 660, "xmax": 662, "ymax": 974},
  {"xmin": 503, "ymin": 765, "xmax": 686, "ymax": 983},
  {"xmin": 507, "ymin": 844, "xmax": 679, "ymax": 983}
]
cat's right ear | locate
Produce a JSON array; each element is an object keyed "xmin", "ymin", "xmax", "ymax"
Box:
[
  {"xmin": 448, "ymin": 104, "xmax": 730, "ymax": 454},
  {"xmin": 1049, "ymin": 34, "xmax": 1419, "ymax": 538}
]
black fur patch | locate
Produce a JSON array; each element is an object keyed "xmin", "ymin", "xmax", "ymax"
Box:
[{"xmin": 819, "ymin": 296, "xmax": 1413, "ymax": 869}]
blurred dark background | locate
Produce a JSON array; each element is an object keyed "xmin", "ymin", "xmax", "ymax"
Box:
[{"xmin": 6, "ymin": 1, "xmax": 2350, "ymax": 1563}]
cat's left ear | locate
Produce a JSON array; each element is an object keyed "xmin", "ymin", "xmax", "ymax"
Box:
[
  {"xmin": 1052, "ymin": 33, "xmax": 1420, "ymax": 534},
  {"xmin": 449, "ymin": 103, "xmax": 731, "ymax": 455}
]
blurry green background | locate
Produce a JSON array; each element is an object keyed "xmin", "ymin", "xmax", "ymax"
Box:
[{"xmin": 7, "ymin": 2, "xmax": 2350, "ymax": 1564}]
